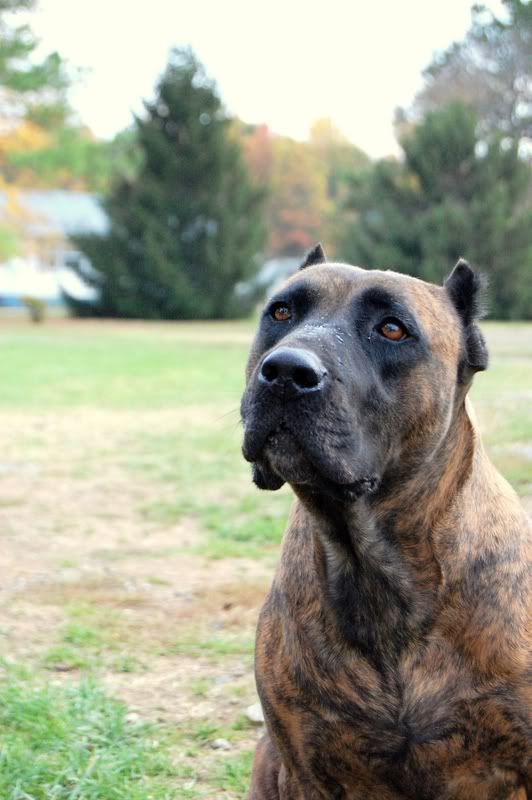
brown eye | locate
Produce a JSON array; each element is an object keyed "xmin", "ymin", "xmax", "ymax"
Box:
[
  {"xmin": 378, "ymin": 318, "xmax": 408, "ymax": 341},
  {"xmin": 272, "ymin": 304, "xmax": 291, "ymax": 322}
]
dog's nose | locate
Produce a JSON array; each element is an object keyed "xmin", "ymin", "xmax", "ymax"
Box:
[{"xmin": 259, "ymin": 347, "xmax": 326, "ymax": 396}]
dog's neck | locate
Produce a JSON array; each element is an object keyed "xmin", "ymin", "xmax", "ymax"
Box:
[{"xmin": 294, "ymin": 401, "xmax": 477, "ymax": 666}]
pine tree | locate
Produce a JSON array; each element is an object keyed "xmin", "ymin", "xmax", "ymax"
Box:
[
  {"xmin": 339, "ymin": 103, "xmax": 532, "ymax": 319},
  {"xmin": 0, "ymin": 0, "xmax": 71, "ymax": 123},
  {"xmin": 406, "ymin": 0, "xmax": 532, "ymax": 148},
  {"xmin": 73, "ymin": 49, "xmax": 265, "ymax": 319}
]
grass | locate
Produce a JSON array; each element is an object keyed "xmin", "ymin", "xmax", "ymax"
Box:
[
  {"xmin": 0, "ymin": 319, "xmax": 530, "ymax": 486},
  {"xmin": 42, "ymin": 606, "xmax": 124, "ymax": 673},
  {"xmin": 0, "ymin": 668, "xmax": 177, "ymax": 799},
  {"xmin": 1, "ymin": 319, "xmax": 530, "ymax": 498},
  {"xmin": 0, "ymin": 321, "xmax": 250, "ymax": 410},
  {"xmin": 0, "ymin": 657, "xmax": 258, "ymax": 799},
  {"xmin": 147, "ymin": 491, "xmax": 291, "ymax": 559},
  {"xmin": 470, "ymin": 323, "xmax": 532, "ymax": 493},
  {"xmin": 0, "ymin": 317, "xmax": 530, "ymax": 799},
  {"xmin": 170, "ymin": 632, "xmax": 255, "ymax": 660},
  {"xmin": 174, "ymin": 719, "xmax": 256, "ymax": 797},
  {"xmin": 199, "ymin": 494, "xmax": 290, "ymax": 558}
]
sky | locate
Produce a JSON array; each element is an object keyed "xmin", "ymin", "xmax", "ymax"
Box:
[{"xmin": 31, "ymin": 0, "xmax": 503, "ymax": 159}]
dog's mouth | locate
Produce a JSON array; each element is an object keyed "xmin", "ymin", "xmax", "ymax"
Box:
[
  {"xmin": 243, "ymin": 421, "xmax": 380, "ymax": 501},
  {"xmin": 263, "ymin": 425, "xmax": 317, "ymax": 484}
]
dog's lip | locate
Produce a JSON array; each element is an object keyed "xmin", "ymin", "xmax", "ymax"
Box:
[
  {"xmin": 294, "ymin": 473, "xmax": 380, "ymax": 497},
  {"xmin": 241, "ymin": 425, "xmax": 269, "ymax": 463},
  {"xmin": 241, "ymin": 420, "xmax": 292, "ymax": 463},
  {"xmin": 244, "ymin": 423, "xmax": 380, "ymax": 497}
]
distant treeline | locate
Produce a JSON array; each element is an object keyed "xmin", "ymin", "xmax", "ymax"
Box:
[{"xmin": 1, "ymin": 0, "xmax": 530, "ymax": 318}]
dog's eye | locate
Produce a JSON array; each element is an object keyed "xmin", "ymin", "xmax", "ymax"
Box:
[
  {"xmin": 377, "ymin": 318, "xmax": 408, "ymax": 341},
  {"xmin": 271, "ymin": 304, "xmax": 292, "ymax": 322}
]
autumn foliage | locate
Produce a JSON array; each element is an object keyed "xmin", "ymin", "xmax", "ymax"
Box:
[{"xmin": 237, "ymin": 118, "xmax": 369, "ymax": 258}]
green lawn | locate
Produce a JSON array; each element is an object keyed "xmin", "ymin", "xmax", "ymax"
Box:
[
  {"xmin": 1, "ymin": 319, "xmax": 530, "ymax": 493},
  {"xmin": 0, "ymin": 318, "xmax": 530, "ymax": 799},
  {"xmin": 0, "ymin": 321, "xmax": 249, "ymax": 408},
  {"xmin": 0, "ymin": 666, "xmax": 178, "ymax": 800}
]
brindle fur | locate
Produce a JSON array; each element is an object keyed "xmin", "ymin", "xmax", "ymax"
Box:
[{"xmin": 241, "ymin": 249, "xmax": 531, "ymax": 799}]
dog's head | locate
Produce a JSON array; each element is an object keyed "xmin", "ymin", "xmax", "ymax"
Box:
[{"xmin": 241, "ymin": 245, "xmax": 488, "ymax": 501}]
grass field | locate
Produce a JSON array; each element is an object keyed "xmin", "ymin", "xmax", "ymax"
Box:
[{"xmin": 0, "ymin": 318, "xmax": 530, "ymax": 799}]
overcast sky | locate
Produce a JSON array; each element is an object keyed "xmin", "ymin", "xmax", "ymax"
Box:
[{"xmin": 32, "ymin": 0, "xmax": 503, "ymax": 159}]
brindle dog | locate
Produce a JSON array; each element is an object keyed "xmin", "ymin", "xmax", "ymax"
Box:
[{"xmin": 240, "ymin": 245, "xmax": 531, "ymax": 800}]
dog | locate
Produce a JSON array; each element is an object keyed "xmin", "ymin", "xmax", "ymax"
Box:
[{"xmin": 240, "ymin": 245, "xmax": 531, "ymax": 799}]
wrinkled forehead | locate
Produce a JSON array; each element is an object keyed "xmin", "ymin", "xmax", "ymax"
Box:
[{"xmin": 279, "ymin": 262, "xmax": 457, "ymax": 330}]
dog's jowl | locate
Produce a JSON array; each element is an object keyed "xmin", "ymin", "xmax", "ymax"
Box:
[{"xmin": 241, "ymin": 245, "xmax": 531, "ymax": 800}]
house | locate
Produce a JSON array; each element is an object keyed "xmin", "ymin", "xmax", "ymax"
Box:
[
  {"xmin": 0, "ymin": 189, "xmax": 107, "ymax": 306},
  {"xmin": 235, "ymin": 256, "xmax": 299, "ymax": 304}
]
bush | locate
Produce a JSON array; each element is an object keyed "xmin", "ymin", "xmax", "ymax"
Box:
[{"xmin": 21, "ymin": 296, "xmax": 46, "ymax": 323}]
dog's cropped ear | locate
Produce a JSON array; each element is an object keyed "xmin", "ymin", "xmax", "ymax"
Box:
[
  {"xmin": 252, "ymin": 463, "xmax": 285, "ymax": 491},
  {"xmin": 444, "ymin": 258, "xmax": 486, "ymax": 326},
  {"xmin": 299, "ymin": 242, "xmax": 327, "ymax": 270},
  {"xmin": 444, "ymin": 259, "xmax": 488, "ymax": 374}
]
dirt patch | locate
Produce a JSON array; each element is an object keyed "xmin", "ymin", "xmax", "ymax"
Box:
[
  {"xmin": 1, "ymin": 317, "xmax": 253, "ymax": 345},
  {"xmin": 0, "ymin": 406, "xmax": 271, "ymax": 740},
  {"xmin": 103, "ymin": 652, "xmax": 257, "ymax": 725}
]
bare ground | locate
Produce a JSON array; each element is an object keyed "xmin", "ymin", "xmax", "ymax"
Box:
[{"xmin": 0, "ymin": 408, "xmax": 272, "ymax": 755}]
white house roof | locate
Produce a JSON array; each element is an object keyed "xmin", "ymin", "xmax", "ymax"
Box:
[{"xmin": 0, "ymin": 190, "xmax": 108, "ymax": 238}]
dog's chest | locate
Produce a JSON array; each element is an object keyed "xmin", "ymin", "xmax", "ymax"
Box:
[
  {"xmin": 258, "ymin": 624, "xmax": 525, "ymax": 799},
  {"xmin": 258, "ymin": 525, "xmax": 528, "ymax": 798}
]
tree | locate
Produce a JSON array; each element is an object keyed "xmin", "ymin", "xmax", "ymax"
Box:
[
  {"xmin": 235, "ymin": 122, "xmax": 329, "ymax": 258},
  {"xmin": 0, "ymin": 0, "xmax": 71, "ymax": 124},
  {"xmin": 0, "ymin": 1, "xmax": 134, "ymax": 194},
  {"xmin": 267, "ymin": 135, "xmax": 329, "ymax": 256},
  {"xmin": 72, "ymin": 49, "xmax": 265, "ymax": 319},
  {"xmin": 308, "ymin": 118, "xmax": 370, "ymax": 255},
  {"xmin": 398, "ymin": 0, "xmax": 532, "ymax": 149},
  {"xmin": 309, "ymin": 118, "xmax": 370, "ymax": 202},
  {"xmin": 0, "ymin": 0, "xmax": 69, "ymax": 254},
  {"xmin": 339, "ymin": 102, "xmax": 532, "ymax": 319},
  {"xmin": 3, "ymin": 125, "xmax": 142, "ymax": 191},
  {"xmin": 235, "ymin": 119, "xmax": 370, "ymax": 259},
  {"xmin": 0, "ymin": 220, "xmax": 19, "ymax": 258},
  {"xmin": 239, "ymin": 122, "xmax": 274, "ymax": 186}
]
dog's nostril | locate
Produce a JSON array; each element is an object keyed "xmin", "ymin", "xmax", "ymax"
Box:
[
  {"xmin": 293, "ymin": 365, "xmax": 320, "ymax": 389},
  {"xmin": 261, "ymin": 361, "xmax": 279, "ymax": 383},
  {"xmin": 259, "ymin": 347, "xmax": 325, "ymax": 394}
]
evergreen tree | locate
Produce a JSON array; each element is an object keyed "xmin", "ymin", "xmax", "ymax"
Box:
[
  {"xmin": 339, "ymin": 103, "xmax": 532, "ymax": 319},
  {"xmin": 0, "ymin": 0, "xmax": 71, "ymax": 123},
  {"xmin": 73, "ymin": 49, "xmax": 265, "ymax": 319},
  {"xmin": 398, "ymin": 0, "xmax": 532, "ymax": 149}
]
